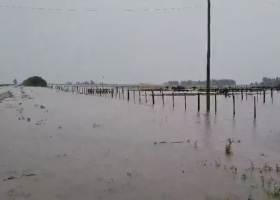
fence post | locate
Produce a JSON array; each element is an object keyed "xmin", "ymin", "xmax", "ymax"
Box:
[
  {"xmin": 172, "ymin": 92, "xmax": 174, "ymax": 108},
  {"xmin": 152, "ymin": 91, "xmax": 155, "ymax": 105},
  {"xmin": 241, "ymin": 90, "xmax": 243, "ymax": 100},
  {"xmin": 139, "ymin": 90, "xmax": 141, "ymax": 103},
  {"xmin": 233, "ymin": 94, "xmax": 235, "ymax": 116},
  {"xmin": 162, "ymin": 92, "xmax": 164, "ymax": 106},
  {"xmin": 246, "ymin": 86, "xmax": 248, "ymax": 100},
  {"xmin": 254, "ymin": 96, "xmax": 256, "ymax": 119},
  {"xmin": 198, "ymin": 93, "xmax": 200, "ymax": 111},
  {"xmin": 215, "ymin": 93, "xmax": 217, "ymax": 114},
  {"xmin": 133, "ymin": 90, "xmax": 135, "ymax": 102},
  {"xmin": 145, "ymin": 91, "xmax": 147, "ymax": 103},
  {"xmin": 127, "ymin": 90, "xmax": 129, "ymax": 101},
  {"xmin": 263, "ymin": 90, "xmax": 265, "ymax": 103},
  {"xmin": 184, "ymin": 94, "xmax": 186, "ymax": 110}
]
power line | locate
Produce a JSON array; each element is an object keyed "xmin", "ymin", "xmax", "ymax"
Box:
[
  {"xmin": 0, "ymin": 5, "xmax": 203, "ymax": 12},
  {"xmin": 259, "ymin": 1, "xmax": 280, "ymax": 6}
]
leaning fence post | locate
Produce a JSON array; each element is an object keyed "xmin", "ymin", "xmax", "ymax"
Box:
[
  {"xmin": 197, "ymin": 93, "xmax": 200, "ymax": 111},
  {"xmin": 162, "ymin": 92, "xmax": 164, "ymax": 106},
  {"xmin": 254, "ymin": 96, "xmax": 256, "ymax": 119},
  {"xmin": 233, "ymin": 94, "xmax": 235, "ymax": 116}
]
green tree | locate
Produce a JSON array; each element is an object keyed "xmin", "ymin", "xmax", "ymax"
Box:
[{"xmin": 22, "ymin": 76, "xmax": 47, "ymax": 87}]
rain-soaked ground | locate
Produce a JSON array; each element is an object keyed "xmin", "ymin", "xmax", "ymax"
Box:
[{"xmin": 1, "ymin": 87, "xmax": 280, "ymax": 200}]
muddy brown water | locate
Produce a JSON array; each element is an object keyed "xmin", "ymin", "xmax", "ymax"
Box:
[{"xmin": 1, "ymin": 87, "xmax": 280, "ymax": 200}]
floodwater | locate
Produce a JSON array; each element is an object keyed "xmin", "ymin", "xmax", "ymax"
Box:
[{"xmin": 1, "ymin": 87, "xmax": 280, "ymax": 200}]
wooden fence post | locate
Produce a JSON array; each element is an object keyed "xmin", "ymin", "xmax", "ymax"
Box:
[
  {"xmin": 215, "ymin": 93, "xmax": 217, "ymax": 114},
  {"xmin": 233, "ymin": 94, "xmax": 235, "ymax": 116},
  {"xmin": 133, "ymin": 90, "xmax": 135, "ymax": 102},
  {"xmin": 172, "ymin": 92, "xmax": 174, "ymax": 108},
  {"xmin": 198, "ymin": 93, "xmax": 200, "ymax": 111},
  {"xmin": 145, "ymin": 91, "xmax": 147, "ymax": 103},
  {"xmin": 246, "ymin": 86, "xmax": 248, "ymax": 100},
  {"xmin": 263, "ymin": 90, "xmax": 265, "ymax": 103},
  {"xmin": 152, "ymin": 91, "xmax": 155, "ymax": 105},
  {"xmin": 127, "ymin": 90, "xmax": 129, "ymax": 101},
  {"xmin": 162, "ymin": 93, "xmax": 164, "ymax": 106},
  {"xmin": 184, "ymin": 94, "xmax": 186, "ymax": 110},
  {"xmin": 139, "ymin": 90, "xmax": 141, "ymax": 103},
  {"xmin": 254, "ymin": 96, "xmax": 256, "ymax": 119}
]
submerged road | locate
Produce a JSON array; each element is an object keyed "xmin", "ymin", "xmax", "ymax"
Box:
[{"xmin": 0, "ymin": 87, "xmax": 280, "ymax": 200}]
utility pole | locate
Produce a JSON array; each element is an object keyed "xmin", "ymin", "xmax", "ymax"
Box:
[{"xmin": 206, "ymin": 0, "xmax": 211, "ymax": 112}]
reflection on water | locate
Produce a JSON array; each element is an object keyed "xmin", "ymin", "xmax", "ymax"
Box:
[
  {"xmin": 195, "ymin": 112, "xmax": 200, "ymax": 124},
  {"xmin": 202, "ymin": 112, "xmax": 212, "ymax": 146}
]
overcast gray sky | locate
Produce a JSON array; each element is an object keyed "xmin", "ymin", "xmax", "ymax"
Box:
[{"xmin": 0, "ymin": 0, "xmax": 279, "ymax": 84}]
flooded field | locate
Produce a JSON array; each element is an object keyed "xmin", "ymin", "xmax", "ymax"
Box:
[{"xmin": 1, "ymin": 87, "xmax": 280, "ymax": 200}]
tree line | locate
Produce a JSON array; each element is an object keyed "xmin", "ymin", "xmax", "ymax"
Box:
[
  {"xmin": 66, "ymin": 80, "xmax": 95, "ymax": 85},
  {"xmin": 251, "ymin": 77, "xmax": 280, "ymax": 87},
  {"xmin": 164, "ymin": 79, "xmax": 236, "ymax": 86}
]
